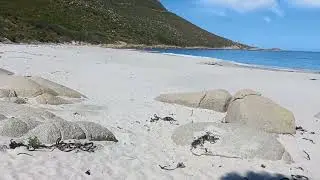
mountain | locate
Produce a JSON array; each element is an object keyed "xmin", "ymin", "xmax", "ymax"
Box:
[{"xmin": 0, "ymin": 0, "xmax": 248, "ymax": 48}]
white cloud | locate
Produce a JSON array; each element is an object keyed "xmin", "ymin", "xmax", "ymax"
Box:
[
  {"xmin": 198, "ymin": 0, "xmax": 320, "ymax": 16},
  {"xmin": 264, "ymin": 16, "xmax": 271, "ymax": 23},
  {"xmin": 289, "ymin": 0, "xmax": 320, "ymax": 7},
  {"xmin": 271, "ymin": 6, "xmax": 284, "ymax": 17},
  {"xmin": 215, "ymin": 11, "xmax": 227, "ymax": 16},
  {"xmin": 199, "ymin": 0, "xmax": 279, "ymax": 12}
]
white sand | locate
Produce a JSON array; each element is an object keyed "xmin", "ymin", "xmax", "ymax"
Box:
[{"xmin": 0, "ymin": 44, "xmax": 320, "ymax": 179}]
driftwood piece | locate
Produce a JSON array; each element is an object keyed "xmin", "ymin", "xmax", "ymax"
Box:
[
  {"xmin": 17, "ymin": 152, "xmax": 33, "ymax": 156},
  {"xmin": 303, "ymin": 150, "xmax": 310, "ymax": 160},
  {"xmin": 302, "ymin": 138, "xmax": 315, "ymax": 144},
  {"xmin": 291, "ymin": 174, "xmax": 309, "ymax": 180}
]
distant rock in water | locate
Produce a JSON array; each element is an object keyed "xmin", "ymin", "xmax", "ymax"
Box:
[{"xmin": 270, "ymin": 48, "xmax": 282, "ymax": 51}]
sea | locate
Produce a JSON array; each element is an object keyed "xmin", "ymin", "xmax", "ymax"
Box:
[{"xmin": 148, "ymin": 49, "xmax": 320, "ymax": 72}]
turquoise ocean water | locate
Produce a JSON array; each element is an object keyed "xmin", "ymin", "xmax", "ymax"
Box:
[{"xmin": 149, "ymin": 49, "xmax": 320, "ymax": 72}]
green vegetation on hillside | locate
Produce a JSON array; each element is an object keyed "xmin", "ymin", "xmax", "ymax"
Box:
[{"xmin": 0, "ymin": 0, "xmax": 248, "ymax": 48}]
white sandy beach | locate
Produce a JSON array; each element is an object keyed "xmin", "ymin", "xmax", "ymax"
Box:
[{"xmin": 0, "ymin": 44, "xmax": 319, "ymax": 180}]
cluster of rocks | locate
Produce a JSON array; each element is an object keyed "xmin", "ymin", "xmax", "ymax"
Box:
[
  {"xmin": 0, "ymin": 67, "xmax": 296, "ymax": 161},
  {"xmin": 0, "ymin": 103, "xmax": 117, "ymax": 144},
  {"xmin": 0, "ymin": 70, "xmax": 117, "ymax": 144},
  {"xmin": 156, "ymin": 89, "xmax": 296, "ymax": 161}
]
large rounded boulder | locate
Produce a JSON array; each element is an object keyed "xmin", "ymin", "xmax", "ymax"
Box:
[
  {"xmin": 155, "ymin": 89, "xmax": 232, "ymax": 112},
  {"xmin": 28, "ymin": 76, "xmax": 86, "ymax": 98},
  {"xmin": 24, "ymin": 123, "xmax": 62, "ymax": 144},
  {"xmin": 0, "ymin": 101, "xmax": 58, "ymax": 122},
  {"xmin": 0, "ymin": 118, "xmax": 30, "ymax": 137},
  {"xmin": 172, "ymin": 122, "xmax": 292, "ymax": 162},
  {"xmin": 23, "ymin": 120, "xmax": 117, "ymax": 144},
  {"xmin": 225, "ymin": 89, "xmax": 296, "ymax": 134},
  {"xmin": 51, "ymin": 119, "xmax": 86, "ymax": 141},
  {"xmin": 0, "ymin": 75, "xmax": 55, "ymax": 97},
  {"xmin": 76, "ymin": 121, "xmax": 118, "ymax": 142},
  {"xmin": 156, "ymin": 91, "xmax": 205, "ymax": 108},
  {"xmin": 199, "ymin": 89, "xmax": 232, "ymax": 112}
]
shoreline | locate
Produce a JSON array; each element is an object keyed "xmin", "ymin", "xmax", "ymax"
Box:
[
  {"xmin": 2, "ymin": 42, "xmax": 319, "ymax": 74},
  {"xmin": 1, "ymin": 42, "xmax": 319, "ymax": 74},
  {"xmin": 145, "ymin": 50, "xmax": 320, "ymax": 75},
  {"xmin": 0, "ymin": 41, "xmax": 284, "ymax": 51}
]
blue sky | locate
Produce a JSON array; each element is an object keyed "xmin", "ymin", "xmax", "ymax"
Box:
[{"xmin": 160, "ymin": 0, "xmax": 320, "ymax": 51}]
